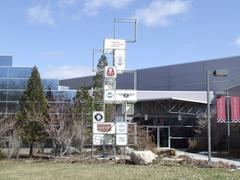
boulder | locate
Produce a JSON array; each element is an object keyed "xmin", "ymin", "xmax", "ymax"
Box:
[{"xmin": 130, "ymin": 150, "xmax": 158, "ymax": 165}]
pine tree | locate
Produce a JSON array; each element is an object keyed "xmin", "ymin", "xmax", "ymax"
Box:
[
  {"xmin": 73, "ymin": 87, "xmax": 93, "ymax": 152},
  {"xmin": 93, "ymin": 55, "xmax": 114, "ymax": 121},
  {"xmin": 17, "ymin": 66, "xmax": 48, "ymax": 156},
  {"xmin": 93, "ymin": 55, "xmax": 108, "ymax": 111}
]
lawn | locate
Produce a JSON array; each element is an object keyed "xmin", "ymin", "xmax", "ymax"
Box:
[{"xmin": 0, "ymin": 160, "xmax": 240, "ymax": 180}]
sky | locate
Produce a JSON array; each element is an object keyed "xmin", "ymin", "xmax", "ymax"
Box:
[{"xmin": 0, "ymin": 0, "xmax": 240, "ymax": 80}]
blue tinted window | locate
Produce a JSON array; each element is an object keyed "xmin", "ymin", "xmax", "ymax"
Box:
[
  {"xmin": 7, "ymin": 102, "xmax": 19, "ymax": 113},
  {"xmin": 7, "ymin": 79, "xmax": 28, "ymax": 89},
  {"xmin": 0, "ymin": 102, "xmax": 7, "ymax": 113},
  {"xmin": 42, "ymin": 79, "xmax": 58, "ymax": 90},
  {"xmin": 0, "ymin": 79, "xmax": 7, "ymax": 89},
  {"xmin": 0, "ymin": 90, "xmax": 7, "ymax": 101},
  {"xmin": 0, "ymin": 67, "xmax": 8, "ymax": 78},
  {"xmin": 8, "ymin": 67, "xmax": 32, "ymax": 78},
  {"xmin": 7, "ymin": 91, "xmax": 24, "ymax": 101},
  {"xmin": 57, "ymin": 91, "xmax": 76, "ymax": 102}
]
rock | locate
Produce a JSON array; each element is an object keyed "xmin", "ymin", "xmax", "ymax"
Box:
[
  {"xmin": 130, "ymin": 150, "xmax": 158, "ymax": 165},
  {"xmin": 125, "ymin": 147, "xmax": 134, "ymax": 155}
]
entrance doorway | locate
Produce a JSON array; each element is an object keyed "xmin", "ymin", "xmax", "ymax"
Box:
[{"xmin": 147, "ymin": 126, "xmax": 170, "ymax": 148}]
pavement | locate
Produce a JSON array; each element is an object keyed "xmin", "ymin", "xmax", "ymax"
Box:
[{"xmin": 176, "ymin": 150, "xmax": 240, "ymax": 168}]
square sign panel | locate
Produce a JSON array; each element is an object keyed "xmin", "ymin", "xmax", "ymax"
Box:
[
  {"xmin": 93, "ymin": 134, "xmax": 104, "ymax": 145},
  {"xmin": 116, "ymin": 123, "xmax": 127, "ymax": 134},
  {"xmin": 93, "ymin": 111, "xmax": 105, "ymax": 123},
  {"xmin": 105, "ymin": 66, "xmax": 116, "ymax": 78},
  {"xmin": 116, "ymin": 134, "xmax": 128, "ymax": 146},
  {"xmin": 104, "ymin": 90, "xmax": 115, "ymax": 103},
  {"xmin": 114, "ymin": 50, "xmax": 125, "ymax": 74},
  {"xmin": 104, "ymin": 39, "xmax": 126, "ymax": 53}
]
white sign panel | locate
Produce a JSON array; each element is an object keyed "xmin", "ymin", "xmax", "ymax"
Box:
[
  {"xmin": 93, "ymin": 111, "xmax": 105, "ymax": 123},
  {"xmin": 93, "ymin": 123, "xmax": 115, "ymax": 134},
  {"xmin": 114, "ymin": 50, "xmax": 125, "ymax": 74},
  {"xmin": 115, "ymin": 90, "xmax": 137, "ymax": 103},
  {"xmin": 104, "ymin": 90, "xmax": 115, "ymax": 102},
  {"xmin": 104, "ymin": 39, "xmax": 126, "ymax": 53},
  {"xmin": 116, "ymin": 123, "xmax": 127, "ymax": 134},
  {"xmin": 105, "ymin": 66, "xmax": 117, "ymax": 78},
  {"xmin": 116, "ymin": 134, "xmax": 128, "ymax": 146},
  {"xmin": 93, "ymin": 134, "xmax": 104, "ymax": 145}
]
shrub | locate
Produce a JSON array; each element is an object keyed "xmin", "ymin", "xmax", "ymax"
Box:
[{"xmin": 0, "ymin": 149, "xmax": 6, "ymax": 160}]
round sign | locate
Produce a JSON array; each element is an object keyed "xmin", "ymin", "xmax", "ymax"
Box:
[
  {"xmin": 118, "ymin": 123, "xmax": 126, "ymax": 133},
  {"xmin": 94, "ymin": 113, "xmax": 103, "ymax": 122},
  {"xmin": 106, "ymin": 92, "xmax": 114, "ymax": 98}
]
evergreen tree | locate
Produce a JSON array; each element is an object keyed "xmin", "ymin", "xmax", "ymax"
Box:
[
  {"xmin": 17, "ymin": 66, "xmax": 48, "ymax": 156},
  {"xmin": 73, "ymin": 87, "xmax": 93, "ymax": 152},
  {"xmin": 93, "ymin": 55, "xmax": 108, "ymax": 111},
  {"xmin": 93, "ymin": 55, "xmax": 114, "ymax": 121}
]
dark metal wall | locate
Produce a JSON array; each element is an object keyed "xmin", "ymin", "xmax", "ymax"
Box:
[{"xmin": 60, "ymin": 56, "xmax": 240, "ymax": 91}]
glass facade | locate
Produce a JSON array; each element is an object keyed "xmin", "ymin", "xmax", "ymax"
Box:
[{"xmin": 0, "ymin": 56, "xmax": 76, "ymax": 116}]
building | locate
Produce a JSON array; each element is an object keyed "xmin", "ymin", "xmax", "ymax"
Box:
[
  {"xmin": 0, "ymin": 56, "xmax": 76, "ymax": 144},
  {"xmin": 60, "ymin": 56, "xmax": 240, "ymax": 149}
]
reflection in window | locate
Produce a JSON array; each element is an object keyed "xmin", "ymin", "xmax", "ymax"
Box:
[
  {"xmin": 0, "ymin": 67, "xmax": 8, "ymax": 78},
  {"xmin": 7, "ymin": 102, "xmax": 19, "ymax": 113},
  {"xmin": 7, "ymin": 79, "xmax": 28, "ymax": 89},
  {"xmin": 0, "ymin": 79, "xmax": 7, "ymax": 89},
  {"xmin": 0, "ymin": 102, "xmax": 7, "ymax": 113},
  {"xmin": 0, "ymin": 91, "xmax": 7, "ymax": 101},
  {"xmin": 7, "ymin": 91, "xmax": 24, "ymax": 101},
  {"xmin": 8, "ymin": 67, "xmax": 32, "ymax": 78}
]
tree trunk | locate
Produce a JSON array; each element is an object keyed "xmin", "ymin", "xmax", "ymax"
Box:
[{"xmin": 29, "ymin": 142, "xmax": 34, "ymax": 157}]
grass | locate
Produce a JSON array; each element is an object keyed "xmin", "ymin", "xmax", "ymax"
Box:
[{"xmin": 0, "ymin": 160, "xmax": 240, "ymax": 180}]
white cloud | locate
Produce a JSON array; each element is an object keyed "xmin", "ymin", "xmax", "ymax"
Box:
[
  {"xmin": 234, "ymin": 37, "xmax": 240, "ymax": 47},
  {"xmin": 83, "ymin": 0, "xmax": 134, "ymax": 16},
  {"xmin": 26, "ymin": 4, "xmax": 56, "ymax": 27},
  {"xmin": 133, "ymin": 0, "xmax": 191, "ymax": 27},
  {"xmin": 43, "ymin": 65, "xmax": 95, "ymax": 79}
]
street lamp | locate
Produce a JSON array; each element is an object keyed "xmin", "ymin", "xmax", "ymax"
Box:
[{"xmin": 207, "ymin": 69, "xmax": 228, "ymax": 163}]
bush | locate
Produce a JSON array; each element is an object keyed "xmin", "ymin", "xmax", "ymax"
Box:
[{"xmin": 0, "ymin": 149, "xmax": 6, "ymax": 160}]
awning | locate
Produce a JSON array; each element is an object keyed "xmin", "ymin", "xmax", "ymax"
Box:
[{"xmin": 137, "ymin": 91, "xmax": 214, "ymax": 104}]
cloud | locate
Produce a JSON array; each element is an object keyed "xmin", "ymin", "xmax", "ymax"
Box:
[
  {"xmin": 41, "ymin": 51, "xmax": 64, "ymax": 58},
  {"xmin": 26, "ymin": 4, "xmax": 56, "ymax": 27},
  {"xmin": 43, "ymin": 65, "xmax": 95, "ymax": 79},
  {"xmin": 83, "ymin": 0, "xmax": 134, "ymax": 16},
  {"xmin": 234, "ymin": 37, "xmax": 240, "ymax": 47},
  {"xmin": 133, "ymin": 0, "xmax": 191, "ymax": 27}
]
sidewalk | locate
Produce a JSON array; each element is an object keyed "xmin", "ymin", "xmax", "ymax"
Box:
[{"xmin": 176, "ymin": 150, "xmax": 240, "ymax": 168}]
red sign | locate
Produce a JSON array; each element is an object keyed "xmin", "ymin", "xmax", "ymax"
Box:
[
  {"xmin": 106, "ymin": 67, "xmax": 116, "ymax": 77},
  {"xmin": 231, "ymin": 96, "xmax": 240, "ymax": 123},
  {"xmin": 216, "ymin": 96, "xmax": 226, "ymax": 123}
]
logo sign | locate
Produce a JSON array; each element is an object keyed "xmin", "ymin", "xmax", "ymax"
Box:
[
  {"xmin": 104, "ymin": 90, "xmax": 115, "ymax": 103},
  {"xmin": 105, "ymin": 67, "xmax": 116, "ymax": 78},
  {"xmin": 116, "ymin": 134, "xmax": 128, "ymax": 146},
  {"xmin": 93, "ymin": 123, "xmax": 115, "ymax": 134},
  {"xmin": 93, "ymin": 111, "xmax": 104, "ymax": 123},
  {"xmin": 115, "ymin": 90, "xmax": 137, "ymax": 103},
  {"xmin": 93, "ymin": 134, "xmax": 104, "ymax": 145},
  {"xmin": 104, "ymin": 39, "xmax": 126, "ymax": 53},
  {"xmin": 116, "ymin": 123, "xmax": 127, "ymax": 134},
  {"xmin": 114, "ymin": 50, "xmax": 125, "ymax": 74}
]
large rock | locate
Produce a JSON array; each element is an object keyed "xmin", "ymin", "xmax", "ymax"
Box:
[{"xmin": 130, "ymin": 150, "xmax": 158, "ymax": 165}]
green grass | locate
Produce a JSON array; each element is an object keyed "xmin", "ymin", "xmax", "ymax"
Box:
[{"xmin": 0, "ymin": 160, "xmax": 240, "ymax": 180}]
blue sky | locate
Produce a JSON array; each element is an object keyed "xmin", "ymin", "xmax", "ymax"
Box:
[{"xmin": 0, "ymin": 0, "xmax": 240, "ymax": 79}]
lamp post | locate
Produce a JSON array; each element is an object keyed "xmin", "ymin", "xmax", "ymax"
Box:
[{"xmin": 207, "ymin": 69, "xmax": 228, "ymax": 163}]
